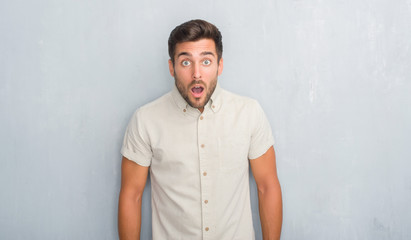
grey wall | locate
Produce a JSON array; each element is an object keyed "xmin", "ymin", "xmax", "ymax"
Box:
[{"xmin": 1, "ymin": 0, "xmax": 410, "ymax": 239}]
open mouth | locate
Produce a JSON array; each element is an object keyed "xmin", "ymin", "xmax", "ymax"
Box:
[{"xmin": 191, "ymin": 86, "xmax": 204, "ymax": 98}]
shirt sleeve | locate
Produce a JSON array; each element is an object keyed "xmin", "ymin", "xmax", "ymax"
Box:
[
  {"xmin": 120, "ymin": 109, "xmax": 152, "ymax": 167},
  {"xmin": 248, "ymin": 100, "xmax": 275, "ymax": 160}
]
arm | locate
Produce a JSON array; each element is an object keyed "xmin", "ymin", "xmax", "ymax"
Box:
[
  {"xmin": 118, "ymin": 156, "xmax": 149, "ymax": 240},
  {"xmin": 250, "ymin": 146, "xmax": 282, "ymax": 240}
]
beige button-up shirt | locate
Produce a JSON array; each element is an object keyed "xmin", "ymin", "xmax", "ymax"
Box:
[{"xmin": 121, "ymin": 84, "xmax": 274, "ymax": 240}]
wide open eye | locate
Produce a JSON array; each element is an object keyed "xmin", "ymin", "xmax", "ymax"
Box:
[
  {"xmin": 182, "ymin": 60, "xmax": 191, "ymax": 66},
  {"xmin": 203, "ymin": 59, "xmax": 211, "ymax": 65}
]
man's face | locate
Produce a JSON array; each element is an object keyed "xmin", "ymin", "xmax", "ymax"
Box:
[{"xmin": 168, "ymin": 38, "xmax": 223, "ymax": 112}]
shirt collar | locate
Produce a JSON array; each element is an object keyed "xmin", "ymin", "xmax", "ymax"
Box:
[{"xmin": 171, "ymin": 83, "xmax": 222, "ymax": 114}]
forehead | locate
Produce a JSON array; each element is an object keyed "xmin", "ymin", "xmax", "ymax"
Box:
[{"xmin": 175, "ymin": 39, "xmax": 217, "ymax": 57}]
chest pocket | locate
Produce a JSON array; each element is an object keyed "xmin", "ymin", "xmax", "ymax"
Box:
[{"xmin": 218, "ymin": 133, "xmax": 250, "ymax": 170}]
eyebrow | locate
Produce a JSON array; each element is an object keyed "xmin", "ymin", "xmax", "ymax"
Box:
[{"xmin": 177, "ymin": 51, "xmax": 216, "ymax": 58}]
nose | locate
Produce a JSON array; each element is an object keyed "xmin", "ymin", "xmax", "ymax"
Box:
[{"xmin": 192, "ymin": 63, "xmax": 201, "ymax": 79}]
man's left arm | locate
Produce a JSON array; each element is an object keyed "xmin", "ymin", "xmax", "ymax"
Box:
[{"xmin": 250, "ymin": 146, "xmax": 282, "ymax": 240}]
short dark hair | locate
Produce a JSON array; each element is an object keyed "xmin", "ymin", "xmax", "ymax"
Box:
[{"xmin": 168, "ymin": 19, "xmax": 223, "ymax": 64}]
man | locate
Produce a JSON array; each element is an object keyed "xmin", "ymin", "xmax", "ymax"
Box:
[{"xmin": 118, "ymin": 19, "xmax": 282, "ymax": 240}]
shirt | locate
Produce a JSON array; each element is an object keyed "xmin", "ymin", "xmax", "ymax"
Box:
[{"xmin": 121, "ymin": 83, "xmax": 274, "ymax": 240}]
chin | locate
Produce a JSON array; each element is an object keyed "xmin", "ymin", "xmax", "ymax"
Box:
[
  {"xmin": 188, "ymin": 98, "xmax": 205, "ymax": 109},
  {"xmin": 191, "ymin": 101, "xmax": 205, "ymax": 109}
]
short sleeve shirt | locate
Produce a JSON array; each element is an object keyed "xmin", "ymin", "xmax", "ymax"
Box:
[{"xmin": 121, "ymin": 84, "xmax": 274, "ymax": 240}]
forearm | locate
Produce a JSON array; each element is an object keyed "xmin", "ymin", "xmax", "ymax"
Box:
[
  {"xmin": 258, "ymin": 181, "xmax": 283, "ymax": 240},
  {"xmin": 118, "ymin": 191, "xmax": 142, "ymax": 240}
]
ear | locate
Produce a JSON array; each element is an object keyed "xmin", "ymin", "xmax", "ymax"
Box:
[
  {"xmin": 168, "ymin": 59, "xmax": 175, "ymax": 77},
  {"xmin": 217, "ymin": 58, "xmax": 224, "ymax": 76}
]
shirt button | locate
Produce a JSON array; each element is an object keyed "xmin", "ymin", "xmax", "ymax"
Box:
[
  {"xmin": 200, "ymin": 116, "xmax": 204, "ymax": 120},
  {"xmin": 205, "ymin": 227, "xmax": 209, "ymax": 231},
  {"xmin": 203, "ymin": 172, "xmax": 207, "ymax": 176},
  {"xmin": 204, "ymin": 200, "xmax": 208, "ymax": 204},
  {"xmin": 201, "ymin": 144, "xmax": 205, "ymax": 148},
  {"xmin": 212, "ymin": 105, "xmax": 215, "ymax": 108},
  {"xmin": 183, "ymin": 109, "xmax": 186, "ymax": 112}
]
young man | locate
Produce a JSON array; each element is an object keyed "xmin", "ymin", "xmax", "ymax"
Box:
[{"xmin": 118, "ymin": 19, "xmax": 282, "ymax": 240}]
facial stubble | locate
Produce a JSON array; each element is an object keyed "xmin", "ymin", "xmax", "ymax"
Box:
[{"xmin": 174, "ymin": 72, "xmax": 218, "ymax": 110}]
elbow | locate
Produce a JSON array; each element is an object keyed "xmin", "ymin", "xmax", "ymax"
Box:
[
  {"xmin": 132, "ymin": 192, "xmax": 144, "ymax": 204},
  {"xmin": 257, "ymin": 185, "xmax": 271, "ymax": 196},
  {"xmin": 120, "ymin": 188, "xmax": 144, "ymax": 204},
  {"xmin": 257, "ymin": 179, "xmax": 281, "ymax": 196}
]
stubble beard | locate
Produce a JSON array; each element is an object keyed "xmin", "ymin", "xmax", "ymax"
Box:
[{"xmin": 174, "ymin": 74, "xmax": 218, "ymax": 110}]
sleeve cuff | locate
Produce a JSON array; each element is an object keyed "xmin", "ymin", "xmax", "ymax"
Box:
[
  {"xmin": 248, "ymin": 140, "xmax": 274, "ymax": 160},
  {"xmin": 121, "ymin": 147, "xmax": 151, "ymax": 167}
]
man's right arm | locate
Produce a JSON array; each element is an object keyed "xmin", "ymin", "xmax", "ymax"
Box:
[{"xmin": 118, "ymin": 156, "xmax": 149, "ymax": 240}]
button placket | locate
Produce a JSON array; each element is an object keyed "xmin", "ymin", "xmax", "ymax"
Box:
[{"xmin": 197, "ymin": 111, "xmax": 212, "ymax": 238}]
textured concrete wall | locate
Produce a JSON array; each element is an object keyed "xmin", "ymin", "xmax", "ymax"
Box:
[{"xmin": 1, "ymin": 0, "xmax": 410, "ymax": 239}]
